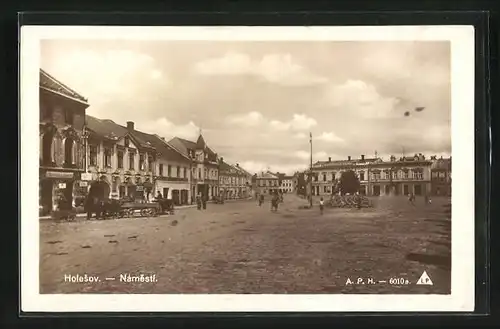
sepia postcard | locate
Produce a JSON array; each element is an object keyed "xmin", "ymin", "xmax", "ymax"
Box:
[{"xmin": 20, "ymin": 25, "xmax": 475, "ymax": 312}]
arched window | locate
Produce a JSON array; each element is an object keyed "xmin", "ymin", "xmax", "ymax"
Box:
[
  {"xmin": 64, "ymin": 138, "xmax": 74, "ymax": 166},
  {"xmin": 42, "ymin": 132, "xmax": 54, "ymax": 165}
]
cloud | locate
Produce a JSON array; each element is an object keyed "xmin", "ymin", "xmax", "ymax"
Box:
[
  {"xmin": 293, "ymin": 132, "xmax": 307, "ymax": 139},
  {"xmin": 193, "ymin": 52, "xmax": 328, "ymax": 86},
  {"xmin": 226, "ymin": 111, "xmax": 264, "ymax": 127},
  {"xmin": 269, "ymin": 113, "xmax": 317, "ymax": 132},
  {"xmin": 317, "ymin": 131, "xmax": 344, "ymax": 143},
  {"xmin": 323, "ymin": 80, "xmax": 400, "ymax": 119},
  {"xmin": 138, "ymin": 117, "xmax": 200, "ymax": 140}
]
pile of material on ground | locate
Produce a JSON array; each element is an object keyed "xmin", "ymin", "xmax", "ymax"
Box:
[{"xmin": 327, "ymin": 195, "xmax": 373, "ymax": 208}]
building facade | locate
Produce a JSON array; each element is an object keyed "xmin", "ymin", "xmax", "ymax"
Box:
[
  {"xmin": 312, "ymin": 154, "xmax": 432, "ymax": 197},
  {"xmin": 39, "ymin": 69, "xmax": 89, "ymax": 215},
  {"xmin": 169, "ymin": 134, "xmax": 219, "ymax": 201},
  {"xmin": 254, "ymin": 171, "xmax": 280, "ymax": 195},
  {"xmin": 218, "ymin": 160, "xmax": 252, "ymax": 199},
  {"xmin": 430, "ymin": 156, "xmax": 452, "ymax": 196},
  {"xmin": 85, "ymin": 118, "xmax": 156, "ymax": 202},
  {"xmin": 143, "ymin": 134, "xmax": 192, "ymax": 205},
  {"xmin": 280, "ymin": 176, "xmax": 294, "ymax": 193}
]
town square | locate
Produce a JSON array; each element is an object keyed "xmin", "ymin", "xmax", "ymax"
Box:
[{"xmin": 36, "ymin": 38, "xmax": 452, "ymax": 295}]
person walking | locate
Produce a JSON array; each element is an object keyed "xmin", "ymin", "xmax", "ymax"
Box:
[
  {"xmin": 259, "ymin": 194, "xmax": 264, "ymax": 207},
  {"xmin": 319, "ymin": 197, "xmax": 324, "ymax": 215}
]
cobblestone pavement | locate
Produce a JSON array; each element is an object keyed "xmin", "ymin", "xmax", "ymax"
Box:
[{"xmin": 40, "ymin": 195, "xmax": 451, "ymax": 294}]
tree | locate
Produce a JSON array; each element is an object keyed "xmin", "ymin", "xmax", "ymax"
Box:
[
  {"xmin": 296, "ymin": 172, "xmax": 306, "ymax": 196},
  {"xmin": 339, "ymin": 170, "xmax": 360, "ymax": 195}
]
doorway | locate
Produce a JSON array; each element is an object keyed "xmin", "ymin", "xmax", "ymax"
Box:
[
  {"xmin": 403, "ymin": 185, "xmax": 409, "ymax": 195},
  {"xmin": 40, "ymin": 179, "xmax": 53, "ymax": 213},
  {"xmin": 414, "ymin": 184, "xmax": 422, "ymax": 196}
]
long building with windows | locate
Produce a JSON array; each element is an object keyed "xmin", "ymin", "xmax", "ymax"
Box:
[{"xmin": 311, "ymin": 154, "xmax": 433, "ymax": 197}]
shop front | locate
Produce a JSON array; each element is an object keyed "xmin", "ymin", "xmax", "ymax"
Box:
[
  {"xmin": 39, "ymin": 170, "xmax": 81, "ymax": 215},
  {"xmin": 155, "ymin": 178, "xmax": 190, "ymax": 205}
]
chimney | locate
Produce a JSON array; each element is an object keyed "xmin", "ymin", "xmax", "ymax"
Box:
[
  {"xmin": 328, "ymin": 157, "xmax": 331, "ymax": 162},
  {"xmin": 348, "ymin": 156, "xmax": 351, "ymax": 161},
  {"xmin": 361, "ymin": 154, "xmax": 365, "ymax": 161},
  {"xmin": 126, "ymin": 121, "xmax": 134, "ymax": 131},
  {"xmin": 236, "ymin": 163, "xmax": 239, "ymax": 167}
]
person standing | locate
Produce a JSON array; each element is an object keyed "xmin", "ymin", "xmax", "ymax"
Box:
[
  {"xmin": 202, "ymin": 193, "xmax": 207, "ymax": 210},
  {"xmin": 319, "ymin": 197, "xmax": 324, "ymax": 215},
  {"xmin": 196, "ymin": 193, "xmax": 202, "ymax": 210},
  {"xmin": 259, "ymin": 194, "xmax": 264, "ymax": 207}
]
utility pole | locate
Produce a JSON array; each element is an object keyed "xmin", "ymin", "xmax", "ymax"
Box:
[{"xmin": 309, "ymin": 132, "xmax": 313, "ymax": 207}]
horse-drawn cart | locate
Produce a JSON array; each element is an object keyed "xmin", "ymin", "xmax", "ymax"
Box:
[{"xmin": 120, "ymin": 201, "xmax": 160, "ymax": 217}]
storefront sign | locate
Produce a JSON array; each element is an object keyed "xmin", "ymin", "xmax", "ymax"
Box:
[
  {"xmin": 79, "ymin": 181, "xmax": 88, "ymax": 187},
  {"xmin": 58, "ymin": 183, "xmax": 66, "ymax": 189},
  {"xmin": 45, "ymin": 171, "xmax": 74, "ymax": 179},
  {"xmin": 81, "ymin": 173, "xmax": 92, "ymax": 181}
]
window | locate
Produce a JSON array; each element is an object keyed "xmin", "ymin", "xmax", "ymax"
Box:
[
  {"xmin": 117, "ymin": 151, "xmax": 124, "ymax": 169},
  {"xmin": 124, "ymin": 137, "xmax": 129, "ymax": 147},
  {"xmin": 177, "ymin": 166, "xmax": 181, "ymax": 178},
  {"xmin": 129, "ymin": 152, "xmax": 135, "ymax": 170},
  {"xmin": 198, "ymin": 168, "xmax": 201, "ymax": 179},
  {"xmin": 167, "ymin": 165, "xmax": 172, "ymax": 177},
  {"xmin": 148, "ymin": 156, "xmax": 153, "ymax": 172},
  {"xmin": 359, "ymin": 172, "xmax": 365, "ymax": 181},
  {"xmin": 64, "ymin": 138, "xmax": 74, "ymax": 166},
  {"xmin": 139, "ymin": 153, "xmax": 145, "ymax": 171},
  {"xmin": 323, "ymin": 173, "xmax": 327, "ymax": 181},
  {"xmin": 184, "ymin": 167, "xmax": 187, "ymax": 178},
  {"xmin": 104, "ymin": 148, "xmax": 112, "ymax": 167},
  {"xmin": 42, "ymin": 132, "xmax": 54, "ymax": 165},
  {"xmin": 372, "ymin": 172, "xmax": 381, "ymax": 180},
  {"xmin": 392, "ymin": 171, "xmax": 397, "ymax": 179},
  {"xmin": 415, "ymin": 171, "xmax": 423, "ymax": 180},
  {"xmin": 159, "ymin": 164, "xmax": 164, "ymax": 176},
  {"xmin": 324, "ymin": 186, "xmax": 328, "ymax": 193},
  {"xmin": 403, "ymin": 171, "xmax": 409, "ymax": 179},
  {"xmin": 90, "ymin": 144, "xmax": 98, "ymax": 166},
  {"xmin": 432, "ymin": 172, "xmax": 438, "ymax": 178},
  {"xmin": 383, "ymin": 171, "xmax": 390, "ymax": 180}
]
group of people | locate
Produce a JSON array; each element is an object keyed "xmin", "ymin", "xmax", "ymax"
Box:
[{"xmin": 196, "ymin": 193, "xmax": 208, "ymax": 210}]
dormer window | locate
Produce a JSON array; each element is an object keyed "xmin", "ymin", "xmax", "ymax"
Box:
[{"xmin": 124, "ymin": 137, "xmax": 130, "ymax": 147}]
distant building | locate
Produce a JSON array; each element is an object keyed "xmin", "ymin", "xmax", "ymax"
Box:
[
  {"xmin": 430, "ymin": 156, "xmax": 451, "ymax": 196},
  {"xmin": 254, "ymin": 171, "xmax": 280, "ymax": 195},
  {"xmin": 280, "ymin": 175, "xmax": 294, "ymax": 193},
  {"xmin": 39, "ymin": 69, "xmax": 89, "ymax": 215},
  {"xmin": 311, "ymin": 154, "xmax": 433, "ymax": 196},
  {"xmin": 169, "ymin": 134, "xmax": 219, "ymax": 201},
  {"xmin": 218, "ymin": 159, "xmax": 252, "ymax": 199}
]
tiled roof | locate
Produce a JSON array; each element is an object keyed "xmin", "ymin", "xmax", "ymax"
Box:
[
  {"xmin": 256, "ymin": 171, "xmax": 278, "ymax": 179},
  {"xmin": 136, "ymin": 133, "xmax": 191, "ymax": 163},
  {"xmin": 85, "ymin": 115, "xmax": 128, "ymax": 140},
  {"xmin": 40, "ymin": 69, "xmax": 88, "ymax": 104},
  {"xmin": 169, "ymin": 136, "xmax": 217, "ymax": 160}
]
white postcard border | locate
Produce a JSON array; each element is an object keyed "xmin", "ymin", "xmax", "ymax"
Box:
[{"xmin": 20, "ymin": 25, "xmax": 475, "ymax": 312}]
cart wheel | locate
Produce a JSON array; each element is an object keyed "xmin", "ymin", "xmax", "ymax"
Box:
[
  {"xmin": 140, "ymin": 208, "xmax": 149, "ymax": 217},
  {"xmin": 128, "ymin": 209, "xmax": 135, "ymax": 217}
]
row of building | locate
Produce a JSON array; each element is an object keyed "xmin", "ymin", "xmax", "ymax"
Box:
[
  {"xmin": 293, "ymin": 154, "xmax": 451, "ymax": 197},
  {"xmin": 249, "ymin": 153, "xmax": 451, "ymax": 198},
  {"xmin": 39, "ymin": 69, "xmax": 253, "ymax": 215}
]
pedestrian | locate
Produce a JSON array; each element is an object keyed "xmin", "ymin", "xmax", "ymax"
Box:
[
  {"xmin": 319, "ymin": 197, "xmax": 324, "ymax": 215},
  {"xmin": 259, "ymin": 194, "xmax": 264, "ymax": 207},
  {"xmin": 271, "ymin": 193, "xmax": 278, "ymax": 212},
  {"xmin": 202, "ymin": 194, "xmax": 207, "ymax": 210},
  {"xmin": 196, "ymin": 194, "xmax": 202, "ymax": 210}
]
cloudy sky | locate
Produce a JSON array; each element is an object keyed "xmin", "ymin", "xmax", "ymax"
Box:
[{"xmin": 40, "ymin": 40, "xmax": 451, "ymax": 175}]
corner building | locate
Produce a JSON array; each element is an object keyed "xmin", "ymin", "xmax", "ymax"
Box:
[{"xmin": 39, "ymin": 69, "xmax": 89, "ymax": 215}]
